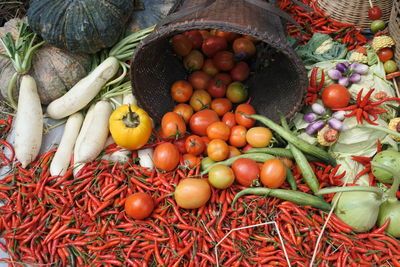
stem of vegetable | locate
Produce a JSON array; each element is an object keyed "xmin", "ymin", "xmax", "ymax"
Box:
[
  {"xmin": 244, "ymin": 147, "xmax": 321, "ymax": 162},
  {"xmin": 231, "ymin": 188, "xmax": 332, "ymax": 211},
  {"xmin": 124, "ymin": 105, "xmax": 140, "ymax": 128},
  {"xmin": 246, "ymin": 114, "xmax": 336, "ymax": 165},
  {"xmin": 371, "ymin": 162, "xmax": 399, "ymax": 200},
  {"xmin": 316, "ymin": 186, "xmax": 384, "ymax": 198},
  {"xmin": 7, "ymin": 72, "xmax": 18, "ymax": 110},
  {"xmin": 201, "ymin": 153, "xmax": 274, "ymax": 175},
  {"xmin": 280, "ymin": 115, "xmax": 320, "ymax": 193}
]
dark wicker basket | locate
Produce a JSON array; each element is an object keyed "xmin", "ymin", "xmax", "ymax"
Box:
[{"xmin": 130, "ymin": 0, "xmax": 308, "ymax": 123}]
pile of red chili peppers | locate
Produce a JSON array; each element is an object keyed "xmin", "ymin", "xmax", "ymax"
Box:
[{"xmin": 0, "ymin": 1, "xmax": 400, "ymax": 266}]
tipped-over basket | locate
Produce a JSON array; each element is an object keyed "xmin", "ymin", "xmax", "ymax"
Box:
[
  {"xmin": 130, "ymin": 0, "xmax": 308, "ymax": 123},
  {"xmin": 316, "ymin": 0, "xmax": 393, "ymax": 31}
]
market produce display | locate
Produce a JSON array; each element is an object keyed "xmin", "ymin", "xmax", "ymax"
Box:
[{"xmin": 0, "ymin": 0, "xmax": 400, "ymax": 266}]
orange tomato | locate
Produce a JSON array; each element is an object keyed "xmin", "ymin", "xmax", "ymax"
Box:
[
  {"xmin": 246, "ymin": 127, "xmax": 272, "ymax": 148},
  {"xmin": 183, "ymin": 153, "xmax": 199, "ymax": 169},
  {"xmin": 124, "ymin": 193, "xmax": 154, "ymax": 219},
  {"xmin": 235, "ymin": 104, "xmax": 256, "ymax": 128},
  {"xmin": 207, "ymin": 121, "xmax": 231, "ymax": 141},
  {"xmin": 228, "ymin": 146, "xmax": 241, "ymax": 158},
  {"xmin": 171, "ymin": 80, "xmax": 193, "ymax": 103},
  {"xmin": 173, "ymin": 103, "xmax": 193, "ymax": 124},
  {"xmin": 189, "ymin": 89, "xmax": 212, "ymax": 111},
  {"xmin": 201, "ymin": 136, "xmax": 211, "ymax": 155},
  {"xmin": 260, "ymin": 159, "xmax": 286, "ymax": 188},
  {"xmin": 161, "ymin": 112, "xmax": 186, "ymax": 137},
  {"xmin": 233, "ymin": 37, "xmax": 256, "ymax": 58},
  {"xmin": 222, "ymin": 112, "xmax": 236, "ymax": 128},
  {"xmin": 229, "ymin": 125, "xmax": 247, "ymax": 148},
  {"xmin": 207, "ymin": 139, "xmax": 229, "ymax": 161},
  {"xmin": 153, "ymin": 142, "xmax": 180, "ymax": 171},
  {"xmin": 211, "ymin": 98, "xmax": 232, "ymax": 116},
  {"xmin": 202, "ymin": 58, "xmax": 219, "ymax": 76}
]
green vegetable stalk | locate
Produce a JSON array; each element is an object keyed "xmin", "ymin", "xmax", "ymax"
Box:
[{"xmin": 232, "ymin": 188, "xmax": 331, "ymax": 211}]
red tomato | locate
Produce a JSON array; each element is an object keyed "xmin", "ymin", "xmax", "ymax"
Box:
[
  {"xmin": 207, "ymin": 121, "xmax": 231, "ymax": 141},
  {"xmin": 207, "ymin": 139, "xmax": 229, "ymax": 161},
  {"xmin": 377, "ymin": 48, "xmax": 394, "ymax": 62},
  {"xmin": 183, "ymin": 50, "xmax": 204, "ymax": 71},
  {"xmin": 173, "ymin": 136, "xmax": 188, "ymax": 154},
  {"xmin": 231, "ymin": 158, "xmax": 260, "ymax": 186},
  {"xmin": 199, "ymin": 30, "xmax": 212, "ymax": 40},
  {"xmin": 173, "ymin": 103, "xmax": 193, "ymax": 124},
  {"xmin": 190, "ymin": 109, "xmax": 220, "ymax": 136},
  {"xmin": 233, "ymin": 37, "xmax": 256, "ymax": 58},
  {"xmin": 229, "ymin": 125, "xmax": 247, "ymax": 148},
  {"xmin": 235, "ymin": 104, "xmax": 256, "ymax": 128},
  {"xmin": 202, "ymin": 36, "xmax": 228, "ymax": 57},
  {"xmin": 171, "ymin": 34, "xmax": 192, "ymax": 56},
  {"xmin": 183, "ymin": 153, "xmax": 199, "ymax": 169},
  {"xmin": 188, "ymin": 71, "xmax": 211, "ymax": 90},
  {"xmin": 222, "ymin": 112, "xmax": 236, "ymax": 128},
  {"xmin": 171, "ymin": 80, "xmax": 193, "ymax": 102},
  {"xmin": 183, "ymin": 30, "xmax": 203, "ymax": 49},
  {"xmin": 321, "ymin": 84, "xmax": 350, "ymax": 109},
  {"xmin": 201, "ymin": 136, "xmax": 210, "ymax": 155},
  {"xmin": 213, "ymin": 51, "xmax": 234, "ymax": 71},
  {"xmin": 228, "ymin": 146, "xmax": 241, "ymax": 158},
  {"xmin": 207, "ymin": 78, "xmax": 227, "ymax": 98},
  {"xmin": 215, "ymin": 73, "xmax": 232, "ymax": 85},
  {"xmin": 185, "ymin": 135, "xmax": 205, "ymax": 156},
  {"xmin": 189, "ymin": 89, "xmax": 212, "ymax": 111},
  {"xmin": 153, "ymin": 142, "xmax": 180, "ymax": 171},
  {"xmin": 230, "ymin": 61, "xmax": 250, "ymax": 81},
  {"xmin": 211, "ymin": 98, "xmax": 232, "ymax": 116},
  {"xmin": 161, "ymin": 112, "xmax": 186, "ymax": 137},
  {"xmin": 214, "ymin": 30, "xmax": 240, "ymax": 42},
  {"xmin": 242, "ymin": 144, "xmax": 254, "ymax": 152},
  {"xmin": 260, "ymin": 159, "xmax": 286, "ymax": 188},
  {"xmin": 202, "ymin": 59, "xmax": 219, "ymax": 76},
  {"xmin": 125, "ymin": 193, "xmax": 154, "ymax": 219},
  {"xmin": 368, "ymin": 7, "xmax": 382, "ymax": 20}
]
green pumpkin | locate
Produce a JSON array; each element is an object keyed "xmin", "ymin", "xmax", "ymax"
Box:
[{"xmin": 27, "ymin": 0, "xmax": 134, "ymax": 54}]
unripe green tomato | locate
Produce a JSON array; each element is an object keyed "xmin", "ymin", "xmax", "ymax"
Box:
[
  {"xmin": 370, "ymin": 20, "xmax": 385, "ymax": 32},
  {"xmin": 371, "ymin": 150, "xmax": 400, "ymax": 183},
  {"xmin": 208, "ymin": 164, "xmax": 235, "ymax": 189},
  {"xmin": 383, "ymin": 60, "xmax": 399, "ymax": 73}
]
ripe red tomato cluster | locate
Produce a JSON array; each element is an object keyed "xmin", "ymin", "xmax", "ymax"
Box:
[{"xmin": 149, "ymin": 29, "xmax": 287, "ymax": 194}]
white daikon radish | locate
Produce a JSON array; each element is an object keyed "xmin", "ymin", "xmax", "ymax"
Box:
[
  {"xmin": 77, "ymin": 100, "xmax": 112, "ymax": 163},
  {"xmin": 102, "ymin": 150, "xmax": 131, "ymax": 163},
  {"xmin": 138, "ymin": 148, "xmax": 154, "ymax": 170},
  {"xmin": 73, "ymin": 104, "xmax": 96, "ymax": 177},
  {"xmin": 14, "ymin": 75, "xmax": 43, "ymax": 168},
  {"xmin": 122, "ymin": 93, "xmax": 137, "ymax": 105},
  {"xmin": 46, "ymin": 57, "xmax": 120, "ymax": 119},
  {"xmin": 50, "ymin": 112, "xmax": 83, "ymax": 176}
]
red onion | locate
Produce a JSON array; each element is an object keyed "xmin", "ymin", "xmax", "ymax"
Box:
[
  {"xmin": 311, "ymin": 103, "xmax": 325, "ymax": 115},
  {"xmin": 328, "ymin": 69, "xmax": 342, "ymax": 80},
  {"xmin": 338, "ymin": 77, "xmax": 350, "ymax": 87},
  {"xmin": 328, "ymin": 118, "xmax": 343, "ymax": 131},
  {"xmin": 349, "ymin": 73, "xmax": 361, "ymax": 83},
  {"xmin": 303, "ymin": 112, "xmax": 317, "ymax": 123},
  {"xmin": 332, "ymin": 111, "xmax": 346, "ymax": 121},
  {"xmin": 336, "ymin": 63, "xmax": 348, "ymax": 73},
  {"xmin": 306, "ymin": 120, "xmax": 325, "ymax": 135}
]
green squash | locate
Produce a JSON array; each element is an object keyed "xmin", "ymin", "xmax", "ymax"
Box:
[{"xmin": 27, "ymin": 0, "xmax": 134, "ymax": 54}]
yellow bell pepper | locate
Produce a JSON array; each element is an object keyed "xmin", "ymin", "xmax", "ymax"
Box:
[{"xmin": 109, "ymin": 104, "xmax": 153, "ymax": 150}]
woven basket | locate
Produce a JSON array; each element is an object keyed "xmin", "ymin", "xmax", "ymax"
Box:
[
  {"xmin": 130, "ymin": 0, "xmax": 308, "ymax": 123},
  {"xmin": 316, "ymin": 0, "xmax": 393, "ymax": 30},
  {"xmin": 389, "ymin": 0, "xmax": 400, "ymax": 67}
]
